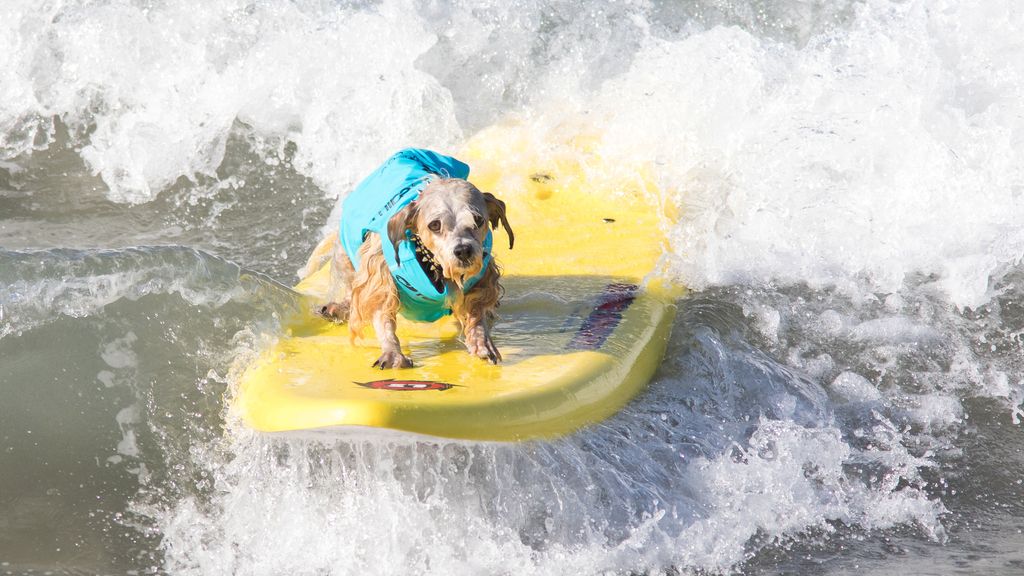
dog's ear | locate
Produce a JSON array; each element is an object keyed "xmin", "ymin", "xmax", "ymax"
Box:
[
  {"xmin": 482, "ymin": 192, "xmax": 514, "ymax": 250},
  {"xmin": 386, "ymin": 201, "xmax": 417, "ymax": 266}
]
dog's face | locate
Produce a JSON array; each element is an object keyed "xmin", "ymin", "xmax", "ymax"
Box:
[
  {"xmin": 388, "ymin": 178, "xmax": 514, "ymax": 290},
  {"xmin": 413, "ymin": 179, "xmax": 490, "ymax": 287}
]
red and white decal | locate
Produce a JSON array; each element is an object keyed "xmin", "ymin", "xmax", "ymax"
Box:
[{"xmin": 356, "ymin": 379, "xmax": 454, "ymax": 391}]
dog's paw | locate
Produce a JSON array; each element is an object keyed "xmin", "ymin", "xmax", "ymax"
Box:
[
  {"xmin": 372, "ymin": 350, "xmax": 414, "ymax": 369},
  {"xmin": 466, "ymin": 334, "xmax": 502, "ymax": 365},
  {"xmin": 317, "ymin": 301, "xmax": 349, "ymax": 322}
]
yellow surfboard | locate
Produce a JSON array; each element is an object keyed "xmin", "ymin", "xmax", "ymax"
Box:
[{"xmin": 234, "ymin": 124, "xmax": 680, "ymax": 441}]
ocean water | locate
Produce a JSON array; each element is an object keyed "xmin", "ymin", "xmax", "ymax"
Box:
[{"xmin": 2, "ymin": 0, "xmax": 1024, "ymax": 574}]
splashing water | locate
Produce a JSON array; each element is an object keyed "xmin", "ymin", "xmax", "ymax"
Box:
[{"xmin": 3, "ymin": 0, "xmax": 1024, "ymax": 574}]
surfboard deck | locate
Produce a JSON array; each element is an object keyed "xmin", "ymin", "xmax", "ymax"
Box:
[{"xmin": 234, "ymin": 124, "xmax": 680, "ymax": 441}]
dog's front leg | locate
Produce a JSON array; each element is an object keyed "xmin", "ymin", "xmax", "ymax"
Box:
[
  {"xmin": 371, "ymin": 309, "xmax": 413, "ymax": 369},
  {"xmin": 461, "ymin": 311, "xmax": 501, "ymax": 365}
]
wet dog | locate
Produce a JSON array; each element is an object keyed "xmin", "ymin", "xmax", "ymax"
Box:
[{"xmin": 301, "ymin": 150, "xmax": 513, "ymax": 369}]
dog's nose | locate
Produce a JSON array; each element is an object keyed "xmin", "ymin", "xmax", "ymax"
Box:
[{"xmin": 453, "ymin": 244, "xmax": 474, "ymax": 262}]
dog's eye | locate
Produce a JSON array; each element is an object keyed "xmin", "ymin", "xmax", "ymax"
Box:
[
  {"xmin": 428, "ymin": 220, "xmax": 442, "ymax": 233},
  {"xmin": 474, "ymin": 215, "xmax": 485, "ymax": 228}
]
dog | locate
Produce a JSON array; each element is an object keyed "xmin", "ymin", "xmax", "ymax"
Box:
[{"xmin": 301, "ymin": 149, "xmax": 514, "ymax": 369}]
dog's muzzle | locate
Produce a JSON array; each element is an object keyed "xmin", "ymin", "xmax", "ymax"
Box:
[{"xmin": 453, "ymin": 243, "xmax": 475, "ymax": 265}]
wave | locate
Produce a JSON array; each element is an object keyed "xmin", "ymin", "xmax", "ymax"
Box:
[
  {"xmin": 3, "ymin": 0, "xmax": 1024, "ymax": 574},
  {"xmin": 149, "ymin": 299, "xmax": 946, "ymax": 575},
  {"xmin": 0, "ymin": 246, "xmax": 298, "ymax": 338},
  {"xmin": 4, "ymin": 1, "xmax": 1023, "ymax": 310}
]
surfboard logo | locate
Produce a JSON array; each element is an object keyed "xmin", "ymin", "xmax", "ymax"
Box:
[
  {"xmin": 567, "ymin": 283, "xmax": 639, "ymax": 350},
  {"xmin": 356, "ymin": 379, "xmax": 454, "ymax": 391}
]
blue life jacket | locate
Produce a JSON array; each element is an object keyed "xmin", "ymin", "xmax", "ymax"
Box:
[{"xmin": 339, "ymin": 148, "xmax": 493, "ymax": 322}]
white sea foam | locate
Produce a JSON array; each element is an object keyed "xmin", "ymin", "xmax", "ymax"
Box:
[
  {"xmin": 830, "ymin": 371, "xmax": 882, "ymax": 404},
  {"xmin": 145, "ymin": 297, "xmax": 947, "ymax": 575},
  {"xmin": 158, "ymin": 415, "xmax": 944, "ymax": 576},
  {"xmin": 4, "ymin": 0, "xmax": 1023, "ymax": 310},
  {"xmin": 588, "ymin": 0, "xmax": 1024, "ymax": 310},
  {"xmin": 1, "ymin": 0, "xmax": 460, "ymax": 202}
]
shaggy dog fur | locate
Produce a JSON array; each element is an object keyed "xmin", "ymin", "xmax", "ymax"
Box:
[{"xmin": 302, "ymin": 178, "xmax": 513, "ymax": 369}]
